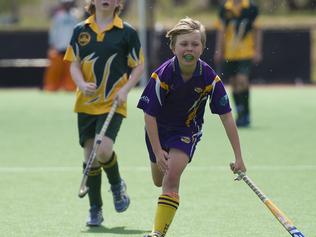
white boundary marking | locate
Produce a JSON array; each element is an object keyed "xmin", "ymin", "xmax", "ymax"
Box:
[{"xmin": 0, "ymin": 165, "xmax": 315, "ymax": 173}]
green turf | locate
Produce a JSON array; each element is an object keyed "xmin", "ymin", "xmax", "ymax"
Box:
[{"xmin": 0, "ymin": 87, "xmax": 315, "ymax": 237}]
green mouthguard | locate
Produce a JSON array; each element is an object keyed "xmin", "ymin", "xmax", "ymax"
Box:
[{"xmin": 184, "ymin": 55, "xmax": 194, "ymax": 61}]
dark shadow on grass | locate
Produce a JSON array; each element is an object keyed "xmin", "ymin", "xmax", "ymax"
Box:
[{"xmin": 81, "ymin": 225, "xmax": 149, "ymax": 235}]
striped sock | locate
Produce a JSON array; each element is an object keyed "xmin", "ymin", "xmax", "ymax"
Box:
[{"xmin": 152, "ymin": 194, "xmax": 179, "ymax": 236}]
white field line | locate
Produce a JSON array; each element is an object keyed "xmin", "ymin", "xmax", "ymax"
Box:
[{"xmin": 0, "ymin": 165, "xmax": 315, "ymax": 173}]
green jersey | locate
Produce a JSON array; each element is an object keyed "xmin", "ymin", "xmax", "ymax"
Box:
[{"xmin": 64, "ymin": 14, "xmax": 144, "ymax": 116}]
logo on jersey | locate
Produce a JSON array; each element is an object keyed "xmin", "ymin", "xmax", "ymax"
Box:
[
  {"xmin": 219, "ymin": 95, "xmax": 229, "ymax": 106},
  {"xmin": 194, "ymin": 87, "xmax": 203, "ymax": 93},
  {"xmin": 140, "ymin": 96, "xmax": 150, "ymax": 104},
  {"xmin": 78, "ymin": 32, "xmax": 91, "ymax": 46},
  {"xmin": 181, "ymin": 136, "xmax": 191, "ymax": 144}
]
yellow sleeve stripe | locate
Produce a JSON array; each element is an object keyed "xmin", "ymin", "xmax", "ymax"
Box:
[
  {"xmin": 151, "ymin": 72, "xmax": 169, "ymax": 90},
  {"xmin": 202, "ymin": 76, "xmax": 221, "ymax": 94},
  {"xmin": 205, "ymin": 84, "xmax": 213, "ymax": 92},
  {"xmin": 63, "ymin": 46, "xmax": 76, "ymax": 62},
  {"xmin": 128, "ymin": 48, "xmax": 145, "ymax": 68}
]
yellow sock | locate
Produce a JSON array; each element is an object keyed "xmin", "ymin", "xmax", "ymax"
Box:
[{"xmin": 153, "ymin": 193, "xmax": 179, "ymax": 236}]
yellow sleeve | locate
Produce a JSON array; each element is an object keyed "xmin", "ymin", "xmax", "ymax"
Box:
[{"xmin": 63, "ymin": 46, "xmax": 76, "ymax": 62}]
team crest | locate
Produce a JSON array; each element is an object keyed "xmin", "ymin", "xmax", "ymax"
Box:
[
  {"xmin": 181, "ymin": 136, "xmax": 191, "ymax": 144},
  {"xmin": 194, "ymin": 87, "xmax": 203, "ymax": 93},
  {"xmin": 78, "ymin": 32, "xmax": 91, "ymax": 46},
  {"xmin": 219, "ymin": 95, "xmax": 229, "ymax": 106}
]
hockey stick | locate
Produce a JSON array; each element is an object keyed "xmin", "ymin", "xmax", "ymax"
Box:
[
  {"xmin": 236, "ymin": 171, "xmax": 305, "ymax": 237},
  {"xmin": 78, "ymin": 100, "xmax": 118, "ymax": 198}
]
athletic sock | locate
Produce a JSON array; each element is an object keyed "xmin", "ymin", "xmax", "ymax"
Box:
[
  {"xmin": 152, "ymin": 193, "xmax": 179, "ymax": 236},
  {"xmin": 233, "ymin": 92, "xmax": 244, "ymax": 118},
  {"xmin": 83, "ymin": 163, "xmax": 103, "ymax": 208},
  {"xmin": 240, "ymin": 89, "xmax": 250, "ymax": 116},
  {"xmin": 100, "ymin": 151, "xmax": 121, "ymax": 185}
]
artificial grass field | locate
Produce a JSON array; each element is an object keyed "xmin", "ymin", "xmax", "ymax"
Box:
[{"xmin": 0, "ymin": 87, "xmax": 315, "ymax": 237}]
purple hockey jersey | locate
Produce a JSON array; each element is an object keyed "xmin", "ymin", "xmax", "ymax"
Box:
[{"xmin": 137, "ymin": 57, "xmax": 231, "ymax": 132}]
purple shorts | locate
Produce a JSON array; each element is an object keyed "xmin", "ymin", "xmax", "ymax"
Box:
[{"xmin": 145, "ymin": 126, "xmax": 202, "ymax": 163}]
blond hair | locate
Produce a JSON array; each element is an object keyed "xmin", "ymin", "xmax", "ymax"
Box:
[
  {"xmin": 166, "ymin": 17, "xmax": 206, "ymax": 49},
  {"xmin": 85, "ymin": 0, "xmax": 124, "ymax": 16}
]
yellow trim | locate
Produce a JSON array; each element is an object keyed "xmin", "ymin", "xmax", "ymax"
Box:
[
  {"xmin": 151, "ymin": 72, "xmax": 169, "ymax": 90},
  {"xmin": 85, "ymin": 14, "xmax": 123, "ymax": 41},
  {"xmin": 84, "ymin": 15, "xmax": 94, "ymax": 25},
  {"xmin": 224, "ymin": 0, "xmax": 249, "ymax": 16},
  {"xmin": 224, "ymin": 29, "xmax": 255, "ymax": 60},
  {"xmin": 242, "ymin": 0, "xmax": 250, "ymax": 8},
  {"xmin": 96, "ymin": 33, "xmax": 104, "ymax": 42},
  {"xmin": 88, "ymin": 167, "xmax": 102, "ymax": 176},
  {"xmin": 128, "ymin": 48, "xmax": 145, "ymax": 68},
  {"xmin": 85, "ymin": 15, "xmax": 98, "ymax": 33},
  {"xmin": 74, "ymin": 73, "xmax": 128, "ymax": 116},
  {"xmin": 63, "ymin": 46, "xmax": 76, "ymax": 62},
  {"xmin": 100, "ymin": 153, "xmax": 117, "ymax": 169},
  {"xmin": 112, "ymin": 14, "xmax": 123, "ymax": 29},
  {"xmin": 214, "ymin": 75, "xmax": 221, "ymax": 82},
  {"xmin": 225, "ymin": 0, "xmax": 249, "ymax": 10},
  {"xmin": 85, "ymin": 14, "xmax": 123, "ymax": 32}
]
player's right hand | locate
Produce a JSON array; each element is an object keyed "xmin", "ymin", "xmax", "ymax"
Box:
[
  {"xmin": 79, "ymin": 82, "xmax": 97, "ymax": 96},
  {"xmin": 156, "ymin": 149, "xmax": 169, "ymax": 174},
  {"xmin": 230, "ymin": 160, "xmax": 246, "ymax": 174}
]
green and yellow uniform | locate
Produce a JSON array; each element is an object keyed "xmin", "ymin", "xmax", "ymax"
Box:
[
  {"xmin": 64, "ymin": 14, "xmax": 144, "ymax": 117},
  {"xmin": 64, "ymin": 14, "xmax": 143, "ymax": 214},
  {"xmin": 215, "ymin": 0, "xmax": 259, "ymax": 61},
  {"xmin": 214, "ymin": 0, "xmax": 260, "ymax": 127}
]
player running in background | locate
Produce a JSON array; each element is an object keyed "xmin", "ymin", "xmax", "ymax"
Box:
[
  {"xmin": 43, "ymin": 0, "xmax": 78, "ymax": 91},
  {"xmin": 137, "ymin": 17, "xmax": 246, "ymax": 237},
  {"xmin": 214, "ymin": 0, "xmax": 262, "ymax": 127},
  {"xmin": 64, "ymin": 0, "xmax": 144, "ymax": 227}
]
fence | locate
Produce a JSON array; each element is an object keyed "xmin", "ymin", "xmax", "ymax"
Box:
[{"xmin": 0, "ymin": 28, "xmax": 311, "ymax": 87}]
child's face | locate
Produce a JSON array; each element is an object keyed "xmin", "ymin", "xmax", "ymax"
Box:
[
  {"xmin": 92, "ymin": 0, "xmax": 119, "ymax": 13},
  {"xmin": 172, "ymin": 31, "xmax": 203, "ymax": 67}
]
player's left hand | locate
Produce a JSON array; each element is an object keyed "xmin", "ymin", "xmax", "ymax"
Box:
[{"xmin": 115, "ymin": 88, "xmax": 128, "ymax": 106}]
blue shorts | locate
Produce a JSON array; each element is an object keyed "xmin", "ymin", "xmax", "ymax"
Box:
[{"xmin": 145, "ymin": 126, "xmax": 202, "ymax": 163}]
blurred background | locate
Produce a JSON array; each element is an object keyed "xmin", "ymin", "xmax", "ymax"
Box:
[{"xmin": 0, "ymin": 0, "xmax": 315, "ymax": 87}]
